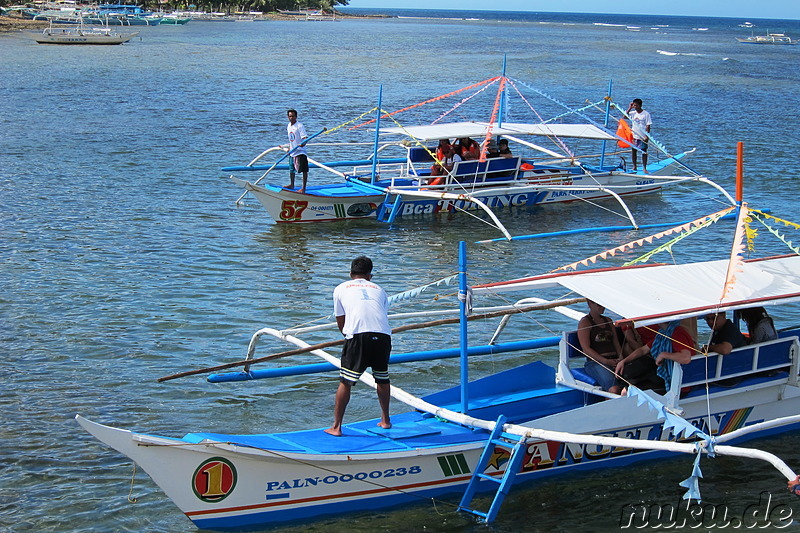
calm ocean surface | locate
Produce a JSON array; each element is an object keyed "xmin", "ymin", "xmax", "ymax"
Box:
[{"xmin": 2, "ymin": 8, "xmax": 800, "ymax": 532}]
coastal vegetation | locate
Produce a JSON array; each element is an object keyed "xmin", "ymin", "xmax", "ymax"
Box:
[{"xmin": 0, "ymin": 0, "xmax": 351, "ymax": 13}]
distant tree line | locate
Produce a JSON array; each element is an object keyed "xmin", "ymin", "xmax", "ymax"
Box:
[
  {"xmin": 159, "ymin": 0, "xmax": 349, "ymax": 13},
  {"xmin": 0, "ymin": 0, "xmax": 350, "ymax": 13}
]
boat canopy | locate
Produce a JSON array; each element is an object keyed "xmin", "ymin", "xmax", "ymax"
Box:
[
  {"xmin": 475, "ymin": 255, "xmax": 800, "ymax": 326},
  {"xmin": 379, "ymin": 122, "xmax": 616, "ymax": 142}
]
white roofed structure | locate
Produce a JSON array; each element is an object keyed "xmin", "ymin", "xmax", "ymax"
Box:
[
  {"xmin": 475, "ymin": 255, "xmax": 800, "ymax": 326},
  {"xmin": 379, "ymin": 122, "xmax": 616, "ymax": 142}
]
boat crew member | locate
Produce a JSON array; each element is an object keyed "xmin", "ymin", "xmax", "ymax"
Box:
[
  {"xmin": 286, "ymin": 109, "xmax": 309, "ymax": 193},
  {"xmin": 627, "ymin": 98, "xmax": 652, "ymax": 173},
  {"xmin": 578, "ymin": 300, "xmax": 623, "ymax": 394},
  {"xmin": 326, "ymin": 256, "xmax": 392, "ymax": 437}
]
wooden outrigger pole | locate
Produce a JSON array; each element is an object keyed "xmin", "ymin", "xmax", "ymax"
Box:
[{"xmin": 157, "ymin": 296, "xmax": 585, "ymax": 382}]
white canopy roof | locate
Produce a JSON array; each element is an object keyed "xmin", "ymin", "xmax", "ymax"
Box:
[
  {"xmin": 379, "ymin": 122, "xmax": 616, "ymax": 142},
  {"xmin": 475, "ymin": 255, "xmax": 800, "ymax": 325}
]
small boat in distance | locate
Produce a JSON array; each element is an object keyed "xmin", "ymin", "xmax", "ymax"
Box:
[
  {"xmin": 32, "ymin": 24, "xmax": 139, "ymax": 44},
  {"xmin": 737, "ymin": 32, "xmax": 796, "ymax": 45}
]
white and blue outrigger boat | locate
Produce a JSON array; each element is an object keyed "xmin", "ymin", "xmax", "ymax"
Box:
[
  {"xmin": 78, "ymin": 200, "xmax": 800, "ymax": 530},
  {"xmin": 226, "ymin": 68, "xmax": 732, "ymax": 239}
]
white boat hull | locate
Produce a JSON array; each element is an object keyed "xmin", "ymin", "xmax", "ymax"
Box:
[
  {"xmin": 76, "ymin": 374, "xmax": 800, "ymax": 530},
  {"xmin": 232, "ymin": 178, "xmax": 383, "ymax": 222}
]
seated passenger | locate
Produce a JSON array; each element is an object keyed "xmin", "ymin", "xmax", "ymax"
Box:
[
  {"xmin": 455, "ymin": 137, "xmax": 480, "ymax": 161},
  {"xmin": 617, "ymin": 323, "xmax": 660, "ymax": 390},
  {"xmin": 497, "ymin": 138, "xmax": 513, "ymax": 158},
  {"xmin": 577, "ymin": 300, "xmax": 622, "ymax": 394},
  {"xmin": 615, "ymin": 321, "xmax": 696, "ymax": 394},
  {"xmin": 704, "ymin": 311, "xmax": 745, "ymax": 354},
  {"xmin": 430, "ymin": 139, "xmax": 461, "ymax": 178},
  {"xmin": 485, "ymin": 138, "xmax": 500, "ymax": 158},
  {"xmin": 739, "ymin": 307, "xmax": 778, "ymax": 344}
]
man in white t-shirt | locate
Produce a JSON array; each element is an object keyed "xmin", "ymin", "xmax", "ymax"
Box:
[
  {"xmin": 627, "ymin": 99, "xmax": 652, "ymax": 173},
  {"xmin": 325, "ymin": 256, "xmax": 392, "ymax": 436},
  {"xmin": 286, "ymin": 109, "xmax": 309, "ymax": 193}
]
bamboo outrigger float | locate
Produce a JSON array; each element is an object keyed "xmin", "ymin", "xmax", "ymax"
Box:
[{"xmin": 79, "ymin": 189, "xmax": 800, "ymax": 529}]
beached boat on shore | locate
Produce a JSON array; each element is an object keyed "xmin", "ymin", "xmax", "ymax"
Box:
[
  {"xmin": 78, "ymin": 201, "xmax": 800, "ymax": 530},
  {"xmin": 226, "ymin": 70, "xmax": 731, "ymax": 239}
]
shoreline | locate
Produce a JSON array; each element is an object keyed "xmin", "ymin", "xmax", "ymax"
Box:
[{"xmin": 0, "ymin": 11, "xmax": 387, "ymax": 33}]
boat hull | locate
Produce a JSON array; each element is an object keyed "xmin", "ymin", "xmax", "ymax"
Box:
[
  {"xmin": 33, "ymin": 30, "xmax": 138, "ymax": 44},
  {"xmin": 77, "ymin": 375, "xmax": 800, "ymax": 530},
  {"xmin": 231, "ymin": 178, "xmax": 384, "ymax": 222}
]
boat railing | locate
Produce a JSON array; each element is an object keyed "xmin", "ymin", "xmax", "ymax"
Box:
[
  {"xmin": 680, "ymin": 334, "xmax": 800, "ymax": 390},
  {"xmin": 556, "ymin": 330, "xmax": 800, "ymax": 404}
]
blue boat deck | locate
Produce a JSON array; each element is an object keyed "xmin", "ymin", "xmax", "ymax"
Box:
[{"xmin": 183, "ymin": 362, "xmax": 587, "ymax": 455}]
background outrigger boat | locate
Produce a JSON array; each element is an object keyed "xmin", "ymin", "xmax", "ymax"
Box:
[
  {"xmin": 79, "ymin": 202, "xmax": 800, "ymax": 531},
  {"xmin": 226, "ymin": 68, "xmax": 732, "ymax": 239}
]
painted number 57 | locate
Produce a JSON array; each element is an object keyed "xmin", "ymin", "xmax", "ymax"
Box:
[{"xmin": 280, "ymin": 200, "xmax": 308, "ymax": 221}]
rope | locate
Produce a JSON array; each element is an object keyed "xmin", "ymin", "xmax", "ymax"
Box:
[
  {"xmin": 127, "ymin": 463, "xmax": 138, "ymax": 503},
  {"xmin": 351, "ymin": 76, "xmax": 502, "ymax": 130},
  {"xmin": 431, "ymin": 79, "xmax": 499, "ymax": 125}
]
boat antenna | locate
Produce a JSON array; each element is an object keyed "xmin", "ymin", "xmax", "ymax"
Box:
[{"xmin": 371, "ymin": 85, "xmax": 382, "ymax": 185}]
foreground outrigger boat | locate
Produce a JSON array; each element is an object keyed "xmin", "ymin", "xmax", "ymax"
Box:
[
  {"xmin": 79, "ymin": 201, "xmax": 800, "ymax": 530},
  {"xmin": 226, "ymin": 66, "xmax": 732, "ymax": 239}
]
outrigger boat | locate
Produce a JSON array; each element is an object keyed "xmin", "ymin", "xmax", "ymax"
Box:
[
  {"xmin": 78, "ymin": 199, "xmax": 800, "ymax": 531},
  {"xmin": 736, "ymin": 32, "xmax": 796, "ymax": 45},
  {"xmin": 226, "ymin": 67, "xmax": 732, "ymax": 239},
  {"xmin": 31, "ymin": 19, "xmax": 139, "ymax": 44}
]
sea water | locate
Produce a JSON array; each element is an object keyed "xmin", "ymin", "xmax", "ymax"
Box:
[{"xmin": 1, "ymin": 9, "xmax": 800, "ymax": 532}]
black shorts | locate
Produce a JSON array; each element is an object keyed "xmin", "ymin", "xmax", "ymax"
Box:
[
  {"xmin": 293, "ymin": 154, "xmax": 309, "ymax": 173},
  {"xmin": 340, "ymin": 332, "xmax": 391, "ymax": 385}
]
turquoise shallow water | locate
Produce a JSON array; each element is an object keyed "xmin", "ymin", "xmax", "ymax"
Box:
[{"xmin": 2, "ymin": 11, "xmax": 800, "ymax": 532}]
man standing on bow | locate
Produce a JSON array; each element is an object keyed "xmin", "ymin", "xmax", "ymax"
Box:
[
  {"xmin": 627, "ymin": 98, "xmax": 652, "ymax": 173},
  {"xmin": 286, "ymin": 108, "xmax": 309, "ymax": 193},
  {"xmin": 325, "ymin": 256, "xmax": 392, "ymax": 437}
]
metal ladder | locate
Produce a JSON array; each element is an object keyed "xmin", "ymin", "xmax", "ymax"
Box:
[
  {"xmin": 376, "ymin": 192, "xmax": 402, "ymax": 223},
  {"xmin": 458, "ymin": 415, "xmax": 528, "ymax": 524}
]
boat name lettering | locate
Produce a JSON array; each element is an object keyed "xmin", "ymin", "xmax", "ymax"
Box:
[
  {"xmin": 504, "ymin": 411, "xmax": 741, "ymax": 473},
  {"xmin": 265, "ymin": 466, "xmax": 422, "ymax": 492},
  {"xmin": 401, "ymin": 203, "xmax": 436, "ymax": 215},
  {"xmin": 550, "ymin": 190, "xmax": 591, "ymax": 198},
  {"xmin": 436, "ymin": 194, "xmax": 530, "ymax": 212},
  {"xmin": 636, "ymin": 179, "xmax": 656, "ymax": 185}
]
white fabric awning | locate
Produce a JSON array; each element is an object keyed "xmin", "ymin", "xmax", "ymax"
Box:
[
  {"xmin": 475, "ymin": 255, "xmax": 800, "ymax": 325},
  {"xmin": 379, "ymin": 121, "xmax": 616, "ymax": 142}
]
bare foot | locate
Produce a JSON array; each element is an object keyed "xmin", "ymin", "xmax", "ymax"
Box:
[
  {"xmin": 283, "ymin": 184, "xmax": 294, "ymax": 190},
  {"xmin": 324, "ymin": 427, "xmax": 342, "ymax": 437},
  {"xmin": 377, "ymin": 421, "xmax": 392, "ymax": 429},
  {"xmin": 643, "ymin": 169, "xmax": 649, "ymax": 174},
  {"xmin": 298, "ymin": 189, "xmax": 306, "ymax": 194}
]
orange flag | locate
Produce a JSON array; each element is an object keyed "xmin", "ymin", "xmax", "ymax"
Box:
[{"xmin": 616, "ymin": 119, "xmax": 634, "ymax": 148}]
